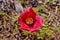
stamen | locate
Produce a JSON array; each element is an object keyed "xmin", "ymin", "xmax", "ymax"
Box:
[{"xmin": 26, "ymin": 18, "xmax": 33, "ymax": 25}]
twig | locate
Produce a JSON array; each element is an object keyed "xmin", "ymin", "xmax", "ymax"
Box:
[{"xmin": 55, "ymin": 6, "xmax": 58, "ymax": 14}]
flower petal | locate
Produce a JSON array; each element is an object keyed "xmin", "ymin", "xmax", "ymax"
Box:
[
  {"xmin": 30, "ymin": 27, "xmax": 38, "ymax": 32},
  {"xmin": 20, "ymin": 7, "xmax": 36, "ymax": 21},
  {"xmin": 28, "ymin": 7, "xmax": 36, "ymax": 19},
  {"xmin": 34, "ymin": 16, "xmax": 43, "ymax": 27},
  {"xmin": 19, "ymin": 22, "xmax": 31, "ymax": 31},
  {"xmin": 20, "ymin": 10, "xmax": 29, "ymax": 20},
  {"xmin": 29, "ymin": 16, "xmax": 43, "ymax": 32}
]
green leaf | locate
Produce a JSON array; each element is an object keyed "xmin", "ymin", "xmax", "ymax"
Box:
[
  {"xmin": 42, "ymin": 26, "xmax": 52, "ymax": 36},
  {"xmin": 49, "ymin": 0, "xmax": 54, "ymax": 4},
  {"xmin": 22, "ymin": 30, "xmax": 30, "ymax": 36},
  {"xmin": 37, "ymin": 32, "xmax": 44, "ymax": 39},
  {"xmin": 57, "ymin": 25, "xmax": 60, "ymax": 32},
  {"xmin": 37, "ymin": 26, "xmax": 52, "ymax": 39},
  {"xmin": 20, "ymin": 0, "xmax": 25, "ymax": 3},
  {"xmin": 46, "ymin": 30, "xmax": 52, "ymax": 36},
  {"xmin": 37, "ymin": 29, "xmax": 44, "ymax": 39},
  {"xmin": 43, "ymin": 20, "xmax": 47, "ymax": 25},
  {"xmin": 39, "ymin": 5, "xmax": 45, "ymax": 12},
  {"xmin": 14, "ymin": 24, "xmax": 18, "ymax": 30},
  {"xmin": 0, "ymin": 12, "xmax": 7, "ymax": 15}
]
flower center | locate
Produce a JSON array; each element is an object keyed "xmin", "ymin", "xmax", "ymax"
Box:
[{"xmin": 26, "ymin": 18, "xmax": 33, "ymax": 25}]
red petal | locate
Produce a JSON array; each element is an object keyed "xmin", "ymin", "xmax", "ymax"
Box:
[
  {"xmin": 34, "ymin": 16, "xmax": 43, "ymax": 27},
  {"xmin": 29, "ymin": 16, "xmax": 43, "ymax": 32},
  {"xmin": 28, "ymin": 7, "xmax": 36, "ymax": 19},
  {"xmin": 20, "ymin": 10, "xmax": 29, "ymax": 21},
  {"xmin": 19, "ymin": 22, "xmax": 30, "ymax": 31},
  {"xmin": 18, "ymin": 17, "xmax": 31, "ymax": 31},
  {"xmin": 20, "ymin": 7, "xmax": 36, "ymax": 21}
]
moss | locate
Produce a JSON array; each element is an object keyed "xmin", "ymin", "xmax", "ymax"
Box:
[{"xmin": 0, "ymin": 12, "xmax": 7, "ymax": 16}]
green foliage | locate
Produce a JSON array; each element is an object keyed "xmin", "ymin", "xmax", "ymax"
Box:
[
  {"xmin": 0, "ymin": 12, "xmax": 7, "ymax": 15},
  {"xmin": 49, "ymin": 0, "xmax": 54, "ymax": 4},
  {"xmin": 20, "ymin": 0, "xmax": 25, "ymax": 3},
  {"xmin": 33, "ymin": 8, "xmax": 39, "ymax": 12},
  {"xmin": 43, "ymin": 20, "xmax": 47, "ymax": 25},
  {"xmin": 57, "ymin": 25, "xmax": 60, "ymax": 32},
  {"xmin": 14, "ymin": 24, "xmax": 18, "ymax": 30},
  {"xmin": 37, "ymin": 30, "xmax": 44, "ymax": 39},
  {"xmin": 22, "ymin": 30, "xmax": 31, "ymax": 36},
  {"xmin": 33, "ymin": 8, "xmax": 39, "ymax": 14},
  {"xmin": 42, "ymin": 26, "xmax": 52, "ymax": 36},
  {"xmin": 21, "ymin": 26, "xmax": 52, "ymax": 39},
  {"xmin": 37, "ymin": 26, "xmax": 52, "ymax": 39},
  {"xmin": 39, "ymin": 5, "xmax": 45, "ymax": 12},
  {"xmin": 43, "ymin": 19, "xmax": 48, "ymax": 25}
]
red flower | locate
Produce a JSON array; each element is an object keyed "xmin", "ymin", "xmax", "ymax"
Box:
[{"xmin": 18, "ymin": 7, "xmax": 43, "ymax": 32}]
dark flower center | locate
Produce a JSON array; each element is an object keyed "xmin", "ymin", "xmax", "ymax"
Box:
[{"xmin": 25, "ymin": 18, "xmax": 33, "ymax": 25}]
